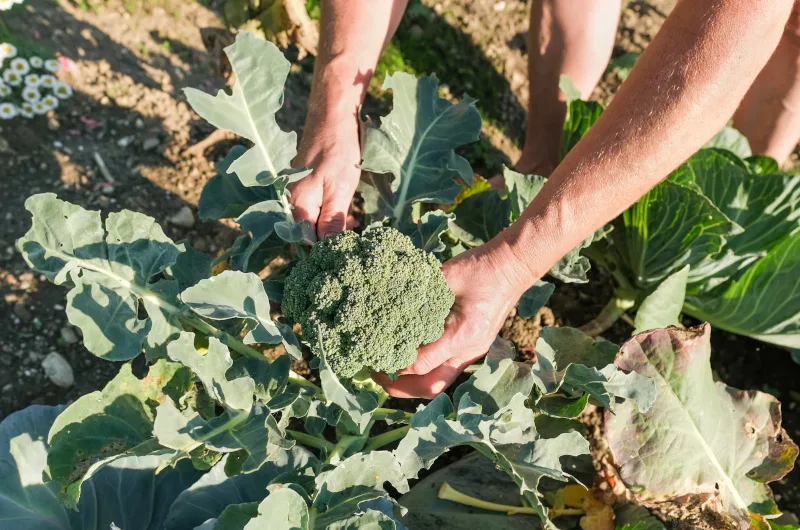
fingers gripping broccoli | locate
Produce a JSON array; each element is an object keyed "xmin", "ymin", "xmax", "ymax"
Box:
[{"xmin": 282, "ymin": 227, "xmax": 455, "ymax": 378}]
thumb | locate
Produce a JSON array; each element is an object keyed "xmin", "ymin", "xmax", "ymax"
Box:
[
  {"xmin": 317, "ymin": 188, "xmax": 356, "ymax": 239},
  {"xmin": 289, "ymin": 181, "xmax": 322, "ymax": 228},
  {"xmin": 399, "ymin": 311, "xmax": 462, "ymax": 376}
]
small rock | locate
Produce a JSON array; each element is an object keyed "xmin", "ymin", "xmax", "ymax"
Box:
[
  {"xmin": 117, "ymin": 135, "xmax": 135, "ymax": 147},
  {"xmin": 493, "ymin": 1, "xmax": 506, "ymax": 11},
  {"xmin": 142, "ymin": 137, "xmax": 160, "ymax": 151},
  {"xmin": 169, "ymin": 206, "xmax": 195, "ymax": 228},
  {"xmin": 60, "ymin": 326, "xmax": 79, "ymax": 344},
  {"xmin": 135, "ymin": 118, "xmax": 144, "ymax": 129},
  {"xmin": 1, "ymin": 383, "xmax": 11, "ymax": 393},
  {"xmin": 13, "ymin": 302, "xmax": 32, "ymax": 322},
  {"xmin": 42, "ymin": 352, "xmax": 74, "ymax": 388}
]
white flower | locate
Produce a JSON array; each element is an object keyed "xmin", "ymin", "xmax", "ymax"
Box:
[
  {"xmin": 0, "ymin": 84, "xmax": 10, "ymax": 97},
  {"xmin": 2, "ymin": 69, "xmax": 22, "ymax": 86},
  {"xmin": 40, "ymin": 74, "xmax": 56, "ymax": 88},
  {"xmin": 24, "ymin": 73, "xmax": 41, "ymax": 87},
  {"xmin": 0, "ymin": 43, "xmax": 17, "ymax": 60},
  {"xmin": 44, "ymin": 59, "xmax": 60, "ymax": 73},
  {"xmin": 0, "ymin": 0, "xmax": 14, "ymax": 12},
  {"xmin": 10, "ymin": 57, "xmax": 30, "ymax": 75},
  {"xmin": 42, "ymin": 95, "xmax": 58, "ymax": 110},
  {"xmin": 53, "ymin": 81, "xmax": 73, "ymax": 99},
  {"xmin": 19, "ymin": 102, "xmax": 34, "ymax": 119},
  {"xmin": 22, "ymin": 86, "xmax": 40, "ymax": 102},
  {"xmin": 0, "ymin": 102, "xmax": 17, "ymax": 119},
  {"xmin": 33, "ymin": 101, "xmax": 48, "ymax": 115},
  {"xmin": 29, "ymin": 56, "xmax": 44, "ymax": 68}
]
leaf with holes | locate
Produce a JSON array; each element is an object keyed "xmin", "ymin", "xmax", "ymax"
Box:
[{"xmin": 605, "ymin": 325, "xmax": 798, "ymax": 528}]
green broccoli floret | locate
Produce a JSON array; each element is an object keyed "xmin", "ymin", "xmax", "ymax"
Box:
[{"xmin": 282, "ymin": 227, "xmax": 455, "ymax": 378}]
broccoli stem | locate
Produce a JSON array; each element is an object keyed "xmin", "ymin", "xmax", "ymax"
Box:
[
  {"xmin": 363, "ymin": 425, "xmax": 411, "ymax": 452},
  {"xmin": 286, "ymin": 430, "xmax": 335, "ymax": 453},
  {"xmin": 577, "ymin": 291, "xmax": 637, "ymax": 337},
  {"xmin": 178, "ymin": 312, "xmax": 322, "ymax": 396},
  {"xmin": 326, "ymin": 435, "xmax": 362, "ymax": 464},
  {"xmin": 438, "ymin": 482, "xmax": 540, "ymax": 515},
  {"xmin": 326, "ymin": 389, "xmax": 391, "ymax": 463},
  {"xmin": 372, "ymin": 408, "xmax": 414, "ymax": 422},
  {"xmin": 438, "ymin": 482, "xmax": 584, "ymax": 518}
]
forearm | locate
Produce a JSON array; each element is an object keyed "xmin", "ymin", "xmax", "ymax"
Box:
[
  {"xmin": 494, "ymin": 0, "xmax": 795, "ymax": 291},
  {"xmin": 306, "ymin": 0, "xmax": 408, "ymax": 127}
]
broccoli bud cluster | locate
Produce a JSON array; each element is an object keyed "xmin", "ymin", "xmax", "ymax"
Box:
[{"xmin": 282, "ymin": 227, "xmax": 455, "ymax": 378}]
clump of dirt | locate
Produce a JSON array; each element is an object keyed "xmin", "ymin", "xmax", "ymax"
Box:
[{"xmin": 500, "ymin": 305, "xmax": 557, "ymax": 359}]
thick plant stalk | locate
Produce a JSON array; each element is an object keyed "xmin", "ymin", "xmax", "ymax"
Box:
[
  {"xmin": 286, "ymin": 430, "xmax": 335, "ymax": 453},
  {"xmin": 438, "ymin": 483, "xmax": 584, "ymax": 518},
  {"xmin": 363, "ymin": 425, "xmax": 411, "ymax": 452},
  {"xmin": 578, "ymin": 293, "xmax": 636, "ymax": 337}
]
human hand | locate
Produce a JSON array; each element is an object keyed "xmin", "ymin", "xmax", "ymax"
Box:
[
  {"xmin": 290, "ymin": 115, "xmax": 362, "ymax": 239},
  {"xmin": 376, "ymin": 242, "xmax": 530, "ymax": 398}
]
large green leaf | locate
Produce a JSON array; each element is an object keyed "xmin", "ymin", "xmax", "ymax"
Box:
[
  {"xmin": 685, "ymin": 235, "xmax": 800, "ymax": 348},
  {"xmin": 393, "ymin": 390, "xmax": 588, "ymax": 530},
  {"xmin": 318, "ymin": 353, "xmax": 378, "ymax": 434},
  {"xmin": 0, "ymin": 405, "xmax": 69, "ymax": 529},
  {"xmin": 615, "ymin": 180, "xmax": 734, "ymax": 290},
  {"xmin": 670, "ymin": 149, "xmax": 800, "ymax": 268},
  {"xmin": 0, "ymin": 405, "xmax": 205, "ymax": 530},
  {"xmin": 165, "ymin": 448, "xmax": 318, "ymax": 530},
  {"xmin": 313, "ymin": 451, "xmax": 409, "ymax": 510},
  {"xmin": 533, "ymin": 327, "xmax": 656, "ymax": 415},
  {"xmin": 605, "ymin": 325, "xmax": 798, "ymax": 527},
  {"xmin": 180, "ymin": 270, "xmax": 301, "ymax": 358},
  {"xmin": 398, "ymin": 210, "xmax": 454, "ymax": 253},
  {"xmin": 154, "ymin": 401, "xmax": 290, "ymax": 473},
  {"xmin": 560, "ymin": 99, "xmax": 603, "ymax": 159},
  {"xmin": 360, "ymin": 72, "xmax": 482, "ymax": 222},
  {"xmin": 243, "ymin": 485, "xmax": 309, "ymax": 529},
  {"xmin": 231, "ymin": 200, "xmax": 287, "ymax": 273},
  {"xmin": 452, "ymin": 337, "xmax": 535, "ymax": 416},
  {"xmin": 517, "ymin": 280, "xmax": 555, "ymax": 319},
  {"xmin": 17, "ymin": 194, "xmax": 188, "ymax": 361},
  {"xmin": 504, "ymin": 167, "xmax": 546, "ymax": 222},
  {"xmin": 46, "ymin": 361, "xmax": 192, "ymax": 507},
  {"xmin": 633, "ymin": 265, "xmax": 689, "ymax": 334},
  {"xmin": 704, "ymin": 126, "xmax": 752, "ymax": 158},
  {"xmin": 198, "ymin": 145, "xmax": 278, "ymax": 220},
  {"xmin": 449, "ymin": 188, "xmax": 509, "ymax": 246},
  {"xmin": 184, "ymin": 32, "xmax": 309, "ymax": 189}
]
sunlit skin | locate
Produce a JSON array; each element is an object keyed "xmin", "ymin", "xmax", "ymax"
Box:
[{"xmin": 293, "ymin": 0, "xmax": 799, "ymax": 398}]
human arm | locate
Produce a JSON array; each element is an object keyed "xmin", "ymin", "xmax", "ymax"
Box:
[
  {"xmin": 290, "ymin": 0, "xmax": 408, "ymax": 238},
  {"xmin": 380, "ymin": 0, "xmax": 796, "ymax": 398}
]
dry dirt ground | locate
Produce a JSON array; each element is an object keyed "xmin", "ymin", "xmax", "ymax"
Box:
[{"xmin": 1, "ymin": 0, "xmax": 799, "ymax": 526}]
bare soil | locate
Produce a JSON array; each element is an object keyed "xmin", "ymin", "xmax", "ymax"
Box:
[{"xmin": 1, "ymin": 0, "xmax": 798, "ymax": 527}]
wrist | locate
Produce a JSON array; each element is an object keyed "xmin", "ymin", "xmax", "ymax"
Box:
[
  {"xmin": 487, "ymin": 200, "xmax": 568, "ymax": 295},
  {"xmin": 306, "ymin": 58, "xmax": 369, "ymax": 127}
]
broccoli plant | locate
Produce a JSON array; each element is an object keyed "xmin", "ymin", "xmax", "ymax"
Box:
[
  {"xmin": 282, "ymin": 227, "xmax": 454, "ymax": 378},
  {"xmin": 3, "ymin": 32, "xmax": 796, "ymax": 530}
]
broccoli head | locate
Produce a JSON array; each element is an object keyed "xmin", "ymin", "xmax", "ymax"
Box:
[{"xmin": 282, "ymin": 227, "xmax": 455, "ymax": 378}]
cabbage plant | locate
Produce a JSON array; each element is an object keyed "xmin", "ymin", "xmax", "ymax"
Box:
[
  {"xmin": 3, "ymin": 32, "xmax": 796, "ymax": 530},
  {"xmin": 452, "ymin": 93, "xmax": 800, "ymax": 349}
]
